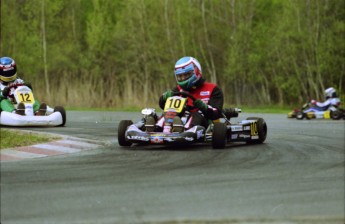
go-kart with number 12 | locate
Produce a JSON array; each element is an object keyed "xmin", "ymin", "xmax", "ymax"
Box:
[
  {"xmin": 0, "ymin": 84, "xmax": 66, "ymax": 127},
  {"xmin": 118, "ymin": 91, "xmax": 267, "ymax": 149}
]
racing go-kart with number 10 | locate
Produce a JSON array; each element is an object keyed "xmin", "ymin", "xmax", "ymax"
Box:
[{"xmin": 118, "ymin": 91, "xmax": 267, "ymax": 149}]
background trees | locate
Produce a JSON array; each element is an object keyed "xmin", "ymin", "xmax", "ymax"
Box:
[{"xmin": 1, "ymin": 0, "xmax": 344, "ymax": 108}]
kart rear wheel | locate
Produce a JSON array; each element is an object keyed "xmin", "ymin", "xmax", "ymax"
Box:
[
  {"xmin": 246, "ymin": 117, "xmax": 260, "ymax": 120},
  {"xmin": 54, "ymin": 106, "xmax": 66, "ymax": 127},
  {"xmin": 246, "ymin": 118, "xmax": 267, "ymax": 144},
  {"xmin": 118, "ymin": 120, "xmax": 133, "ymax": 146},
  {"xmin": 212, "ymin": 123, "xmax": 227, "ymax": 149},
  {"xmin": 330, "ymin": 110, "xmax": 342, "ymax": 120}
]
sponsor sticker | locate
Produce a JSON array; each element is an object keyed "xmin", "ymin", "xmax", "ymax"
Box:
[
  {"xmin": 244, "ymin": 126, "xmax": 251, "ymax": 131},
  {"xmin": 200, "ymin": 91, "xmax": 210, "ymax": 96},
  {"xmin": 239, "ymin": 134, "xmax": 251, "ymax": 138},
  {"xmin": 150, "ymin": 136, "xmax": 164, "ymax": 144},
  {"xmin": 128, "ymin": 136, "xmax": 149, "ymax": 141},
  {"xmin": 151, "ymin": 133, "xmax": 167, "ymax": 137},
  {"xmin": 231, "ymin": 126, "xmax": 242, "ymax": 131}
]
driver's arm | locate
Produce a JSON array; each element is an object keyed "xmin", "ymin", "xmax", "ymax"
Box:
[
  {"xmin": 314, "ymin": 99, "xmax": 332, "ymax": 110},
  {"xmin": 202, "ymin": 86, "xmax": 224, "ymax": 120}
]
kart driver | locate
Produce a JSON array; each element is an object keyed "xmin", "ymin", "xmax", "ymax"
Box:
[
  {"xmin": 0, "ymin": 56, "xmax": 47, "ymax": 115},
  {"xmin": 153, "ymin": 56, "xmax": 224, "ymax": 131},
  {"xmin": 308, "ymin": 87, "xmax": 341, "ymax": 111}
]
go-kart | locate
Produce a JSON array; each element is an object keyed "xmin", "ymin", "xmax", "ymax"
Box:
[
  {"xmin": 0, "ymin": 84, "xmax": 66, "ymax": 127},
  {"xmin": 288, "ymin": 101, "xmax": 344, "ymax": 120},
  {"xmin": 118, "ymin": 91, "xmax": 267, "ymax": 149}
]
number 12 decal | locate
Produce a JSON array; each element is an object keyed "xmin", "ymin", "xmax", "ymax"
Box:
[{"xmin": 16, "ymin": 92, "xmax": 34, "ymax": 103}]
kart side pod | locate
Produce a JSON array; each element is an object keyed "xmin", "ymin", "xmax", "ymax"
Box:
[{"xmin": 212, "ymin": 117, "xmax": 267, "ymax": 149}]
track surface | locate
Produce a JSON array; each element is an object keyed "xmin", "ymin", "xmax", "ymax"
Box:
[{"xmin": 1, "ymin": 111, "xmax": 344, "ymax": 224}]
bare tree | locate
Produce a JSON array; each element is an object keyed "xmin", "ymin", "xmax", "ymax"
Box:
[{"xmin": 41, "ymin": 0, "xmax": 50, "ymax": 101}]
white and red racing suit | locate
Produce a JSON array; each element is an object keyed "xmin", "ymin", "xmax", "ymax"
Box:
[{"xmin": 158, "ymin": 78, "xmax": 224, "ymax": 129}]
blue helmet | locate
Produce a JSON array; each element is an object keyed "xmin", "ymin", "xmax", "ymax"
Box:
[
  {"xmin": 0, "ymin": 57, "xmax": 17, "ymax": 85},
  {"xmin": 174, "ymin": 56, "xmax": 202, "ymax": 90}
]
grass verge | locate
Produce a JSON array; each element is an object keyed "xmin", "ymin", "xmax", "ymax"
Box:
[{"xmin": 0, "ymin": 129, "xmax": 61, "ymax": 150}]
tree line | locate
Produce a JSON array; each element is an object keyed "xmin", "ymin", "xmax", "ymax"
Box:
[{"xmin": 1, "ymin": 0, "xmax": 344, "ymax": 108}]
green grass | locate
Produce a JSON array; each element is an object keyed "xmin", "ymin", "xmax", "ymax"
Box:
[{"xmin": 0, "ymin": 129, "xmax": 61, "ymax": 150}]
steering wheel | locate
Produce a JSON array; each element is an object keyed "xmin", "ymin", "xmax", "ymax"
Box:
[{"xmin": 171, "ymin": 91, "xmax": 197, "ymax": 102}]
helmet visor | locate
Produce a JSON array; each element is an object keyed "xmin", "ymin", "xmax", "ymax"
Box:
[{"xmin": 176, "ymin": 70, "xmax": 194, "ymax": 82}]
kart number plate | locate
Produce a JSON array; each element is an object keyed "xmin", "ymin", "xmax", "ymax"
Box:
[
  {"xmin": 164, "ymin": 96, "xmax": 187, "ymax": 113},
  {"xmin": 250, "ymin": 122, "xmax": 258, "ymax": 136},
  {"xmin": 16, "ymin": 91, "xmax": 34, "ymax": 103}
]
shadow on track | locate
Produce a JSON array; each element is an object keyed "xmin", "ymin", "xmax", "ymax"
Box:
[{"xmin": 117, "ymin": 141, "xmax": 254, "ymax": 152}]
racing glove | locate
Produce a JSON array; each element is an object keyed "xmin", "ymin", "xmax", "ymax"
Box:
[
  {"xmin": 310, "ymin": 99, "xmax": 316, "ymax": 105},
  {"xmin": 194, "ymin": 99, "xmax": 208, "ymax": 111},
  {"xmin": 2, "ymin": 87, "xmax": 10, "ymax": 97},
  {"xmin": 162, "ymin": 90, "xmax": 173, "ymax": 101}
]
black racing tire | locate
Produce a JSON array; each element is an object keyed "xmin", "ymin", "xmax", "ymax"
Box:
[
  {"xmin": 330, "ymin": 110, "xmax": 342, "ymax": 120},
  {"xmin": 255, "ymin": 118, "xmax": 267, "ymax": 144},
  {"xmin": 296, "ymin": 111, "xmax": 304, "ymax": 120},
  {"xmin": 54, "ymin": 106, "xmax": 66, "ymax": 127},
  {"xmin": 246, "ymin": 117, "xmax": 267, "ymax": 144},
  {"xmin": 246, "ymin": 117, "xmax": 260, "ymax": 120},
  {"xmin": 212, "ymin": 123, "xmax": 227, "ymax": 149},
  {"xmin": 118, "ymin": 120, "xmax": 133, "ymax": 147}
]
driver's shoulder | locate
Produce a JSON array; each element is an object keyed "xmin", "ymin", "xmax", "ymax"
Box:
[
  {"xmin": 203, "ymin": 82, "xmax": 217, "ymax": 87},
  {"xmin": 14, "ymin": 78, "xmax": 25, "ymax": 84}
]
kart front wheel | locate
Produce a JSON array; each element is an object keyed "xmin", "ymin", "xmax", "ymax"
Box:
[
  {"xmin": 212, "ymin": 123, "xmax": 227, "ymax": 149},
  {"xmin": 296, "ymin": 111, "xmax": 304, "ymax": 120},
  {"xmin": 118, "ymin": 120, "xmax": 133, "ymax": 146},
  {"xmin": 54, "ymin": 106, "xmax": 66, "ymax": 127}
]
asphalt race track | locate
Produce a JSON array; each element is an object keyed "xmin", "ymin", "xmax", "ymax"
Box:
[{"xmin": 1, "ymin": 111, "xmax": 344, "ymax": 224}]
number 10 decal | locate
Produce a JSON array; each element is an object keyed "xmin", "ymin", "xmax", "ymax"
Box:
[
  {"xmin": 164, "ymin": 96, "xmax": 187, "ymax": 113},
  {"xmin": 167, "ymin": 98, "xmax": 181, "ymax": 108},
  {"xmin": 251, "ymin": 122, "xmax": 258, "ymax": 136}
]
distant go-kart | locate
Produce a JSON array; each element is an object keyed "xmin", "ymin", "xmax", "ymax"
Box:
[
  {"xmin": 118, "ymin": 91, "xmax": 267, "ymax": 149},
  {"xmin": 0, "ymin": 84, "xmax": 66, "ymax": 127},
  {"xmin": 288, "ymin": 101, "xmax": 344, "ymax": 120}
]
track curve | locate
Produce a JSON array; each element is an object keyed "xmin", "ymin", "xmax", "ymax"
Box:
[{"xmin": 1, "ymin": 111, "xmax": 344, "ymax": 224}]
